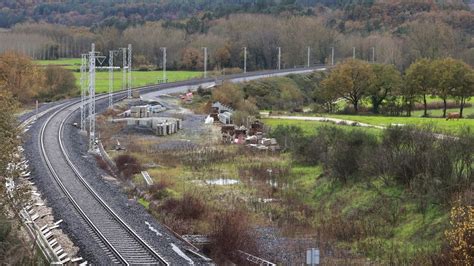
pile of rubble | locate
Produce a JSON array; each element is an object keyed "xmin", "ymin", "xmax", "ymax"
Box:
[
  {"xmin": 221, "ymin": 122, "xmax": 279, "ymax": 151},
  {"xmin": 205, "ymin": 102, "xmax": 279, "ymax": 151}
]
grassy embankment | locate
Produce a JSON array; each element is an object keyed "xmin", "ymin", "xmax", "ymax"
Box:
[
  {"xmin": 265, "ymin": 111, "xmax": 474, "ymax": 135},
  {"xmin": 35, "ymin": 58, "xmax": 203, "ymax": 93},
  {"xmin": 261, "ymin": 118, "xmax": 450, "ymax": 263}
]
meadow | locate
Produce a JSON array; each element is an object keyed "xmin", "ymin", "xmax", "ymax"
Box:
[
  {"xmin": 35, "ymin": 58, "xmax": 203, "ymax": 93},
  {"xmin": 266, "ymin": 111, "xmax": 474, "ymax": 135}
]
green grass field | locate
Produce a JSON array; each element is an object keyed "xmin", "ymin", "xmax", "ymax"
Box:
[
  {"xmin": 35, "ymin": 58, "xmax": 203, "ymax": 93},
  {"xmin": 73, "ymin": 70, "xmax": 202, "ymax": 93},
  {"xmin": 263, "ymin": 118, "xmax": 382, "ymax": 135},
  {"xmin": 264, "ymin": 114, "xmax": 474, "ymax": 136},
  {"xmin": 35, "ymin": 58, "xmax": 82, "ymax": 70},
  {"xmin": 323, "ymin": 114, "xmax": 474, "ymax": 134}
]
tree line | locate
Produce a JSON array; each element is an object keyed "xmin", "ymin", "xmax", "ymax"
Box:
[
  {"xmin": 319, "ymin": 58, "xmax": 474, "ymax": 117},
  {"xmin": 0, "ymin": 51, "xmax": 77, "ymax": 104},
  {"xmin": 0, "ymin": 1, "xmax": 472, "ymax": 69}
]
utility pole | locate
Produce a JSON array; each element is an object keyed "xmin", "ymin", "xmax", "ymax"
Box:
[
  {"xmin": 243, "ymin": 47, "xmax": 247, "ymax": 73},
  {"xmin": 161, "ymin": 47, "xmax": 167, "ymax": 82},
  {"xmin": 108, "ymin": 50, "xmax": 114, "ymax": 108},
  {"xmin": 202, "ymin": 47, "xmax": 207, "ymax": 78},
  {"xmin": 371, "ymin": 46, "xmax": 375, "ymax": 63},
  {"xmin": 80, "ymin": 53, "xmax": 87, "ymax": 131},
  {"xmin": 122, "ymin": 47, "xmax": 127, "ymax": 95},
  {"xmin": 352, "ymin": 47, "xmax": 356, "ymax": 59},
  {"xmin": 88, "ymin": 43, "xmax": 96, "ymax": 152},
  {"xmin": 331, "ymin": 47, "xmax": 334, "ymax": 66},
  {"xmin": 277, "ymin": 47, "xmax": 281, "ymax": 70},
  {"xmin": 307, "ymin": 46, "xmax": 310, "ymax": 67},
  {"xmin": 127, "ymin": 44, "xmax": 132, "ymax": 99}
]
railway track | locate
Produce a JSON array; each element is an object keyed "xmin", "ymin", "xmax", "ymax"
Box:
[
  {"xmin": 39, "ymin": 98, "xmax": 169, "ymax": 265},
  {"xmin": 33, "ymin": 65, "xmax": 326, "ymax": 264}
]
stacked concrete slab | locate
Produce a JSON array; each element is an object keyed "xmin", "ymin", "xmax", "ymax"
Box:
[
  {"xmin": 130, "ymin": 105, "xmax": 166, "ymax": 118},
  {"xmin": 126, "ymin": 117, "xmax": 181, "ymax": 136}
]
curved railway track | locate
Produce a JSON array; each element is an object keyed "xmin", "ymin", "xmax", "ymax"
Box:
[
  {"xmin": 33, "ymin": 65, "xmax": 326, "ymax": 264},
  {"xmin": 40, "ymin": 99, "xmax": 169, "ymax": 265}
]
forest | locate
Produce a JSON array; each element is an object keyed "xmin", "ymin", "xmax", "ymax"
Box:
[{"xmin": 0, "ymin": 0, "xmax": 472, "ymax": 72}]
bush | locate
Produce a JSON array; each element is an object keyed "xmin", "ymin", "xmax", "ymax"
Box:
[
  {"xmin": 292, "ymin": 126, "xmax": 377, "ymax": 182},
  {"xmin": 290, "ymin": 125, "xmax": 473, "ymax": 203},
  {"xmin": 374, "ymin": 126, "xmax": 474, "ymax": 204},
  {"xmin": 114, "ymin": 154, "xmax": 141, "ymax": 179},
  {"xmin": 210, "ymin": 209, "xmax": 258, "ymax": 262},
  {"xmin": 269, "ymin": 125, "xmax": 305, "ymax": 152},
  {"xmin": 160, "ymin": 193, "xmax": 206, "ymax": 220},
  {"xmin": 39, "ymin": 65, "xmax": 78, "ymax": 101},
  {"xmin": 323, "ymin": 128, "xmax": 377, "ymax": 182},
  {"xmin": 148, "ymin": 179, "xmax": 174, "ymax": 200}
]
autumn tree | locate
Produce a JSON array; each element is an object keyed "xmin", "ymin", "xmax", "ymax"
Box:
[
  {"xmin": 453, "ymin": 67, "xmax": 474, "ymax": 117},
  {"xmin": 405, "ymin": 58, "xmax": 433, "ymax": 117},
  {"xmin": 0, "ymin": 52, "xmax": 44, "ymax": 104},
  {"xmin": 181, "ymin": 47, "xmax": 204, "ymax": 71},
  {"xmin": 432, "ymin": 58, "xmax": 456, "ymax": 117},
  {"xmin": 406, "ymin": 20, "xmax": 457, "ymax": 60},
  {"xmin": 40, "ymin": 66, "xmax": 77, "ymax": 101},
  {"xmin": 368, "ymin": 63, "xmax": 402, "ymax": 114},
  {"xmin": 444, "ymin": 199, "xmax": 474, "ymax": 264},
  {"xmin": 321, "ymin": 59, "xmax": 373, "ymax": 113},
  {"xmin": 431, "ymin": 58, "xmax": 474, "ymax": 118},
  {"xmin": 211, "ymin": 82, "xmax": 244, "ymax": 109},
  {"xmin": 214, "ymin": 44, "xmax": 231, "ymax": 69},
  {"xmin": 0, "ymin": 91, "xmax": 37, "ymax": 263}
]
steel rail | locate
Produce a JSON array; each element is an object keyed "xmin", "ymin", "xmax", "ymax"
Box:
[
  {"xmin": 59, "ymin": 102, "xmax": 169, "ymax": 265},
  {"xmin": 39, "ymin": 101, "xmax": 130, "ymax": 264},
  {"xmin": 39, "ymin": 99, "xmax": 169, "ymax": 265}
]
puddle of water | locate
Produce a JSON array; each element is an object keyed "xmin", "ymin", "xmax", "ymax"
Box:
[{"xmin": 205, "ymin": 178, "xmax": 240, "ymax": 185}]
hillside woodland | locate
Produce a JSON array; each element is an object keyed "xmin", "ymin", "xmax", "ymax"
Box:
[{"xmin": 0, "ymin": 0, "xmax": 472, "ymax": 70}]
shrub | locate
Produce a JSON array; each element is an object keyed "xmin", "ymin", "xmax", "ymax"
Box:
[
  {"xmin": 148, "ymin": 179, "xmax": 174, "ymax": 200},
  {"xmin": 324, "ymin": 129, "xmax": 377, "ymax": 182},
  {"xmin": 40, "ymin": 65, "xmax": 78, "ymax": 101},
  {"xmin": 374, "ymin": 126, "xmax": 474, "ymax": 204},
  {"xmin": 114, "ymin": 154, "xmax": 141, "ymax": 179},
  {"xmin": 441, "ymin": 196, "xmax": 474, "ymax": 264},
  {"xmin": 292, "ymin": 126, "xmax": 377, "ymax": 182},
  {"xmin": 210, "ymin": 209, "xmax": 258, "ymax": 262},
  {"xmin": 160, "ymin": 193, "xmax": 206, "ymax": 220},
  {"xmin": 269, "ymin": 125, "xmax": 305, "ymax": 152}
]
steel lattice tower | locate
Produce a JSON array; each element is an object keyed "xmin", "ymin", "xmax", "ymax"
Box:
[
  {"xmin": 122, "ymin": 47, "xmax": 127, "ymax": 95},
  {"xmin": 108, "ymin": 50, "xmax": 114, "ymax": 108},
  {"xmin": 88, "ymin": 43, "xmax": 96, "ymax": 151},
  {"xmin": 80, "ymin": 54, "xmax": 87, "ymax": 131}
]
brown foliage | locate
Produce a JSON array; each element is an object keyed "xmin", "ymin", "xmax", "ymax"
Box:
[
  {"xmin": 40, "ymin": 65, "xmax": 77, "ymax": 101},
  {"xmin": 114, "ymin": 154, "xmax": 141, "ymax": 179},
  {"xmin": 210, "ymin": 209, "xmax": 258, "ymax": 262},
  {"xmin": 0, "ymin": 51, "xmax": 44, "ymax": 103},
  {"xmin": 181, "ymin": 47, "xmax": 203, "ymax": 70},
  {"xmin": 160, "ymin": 193, "xmax": 207, "ymax": 220}
]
